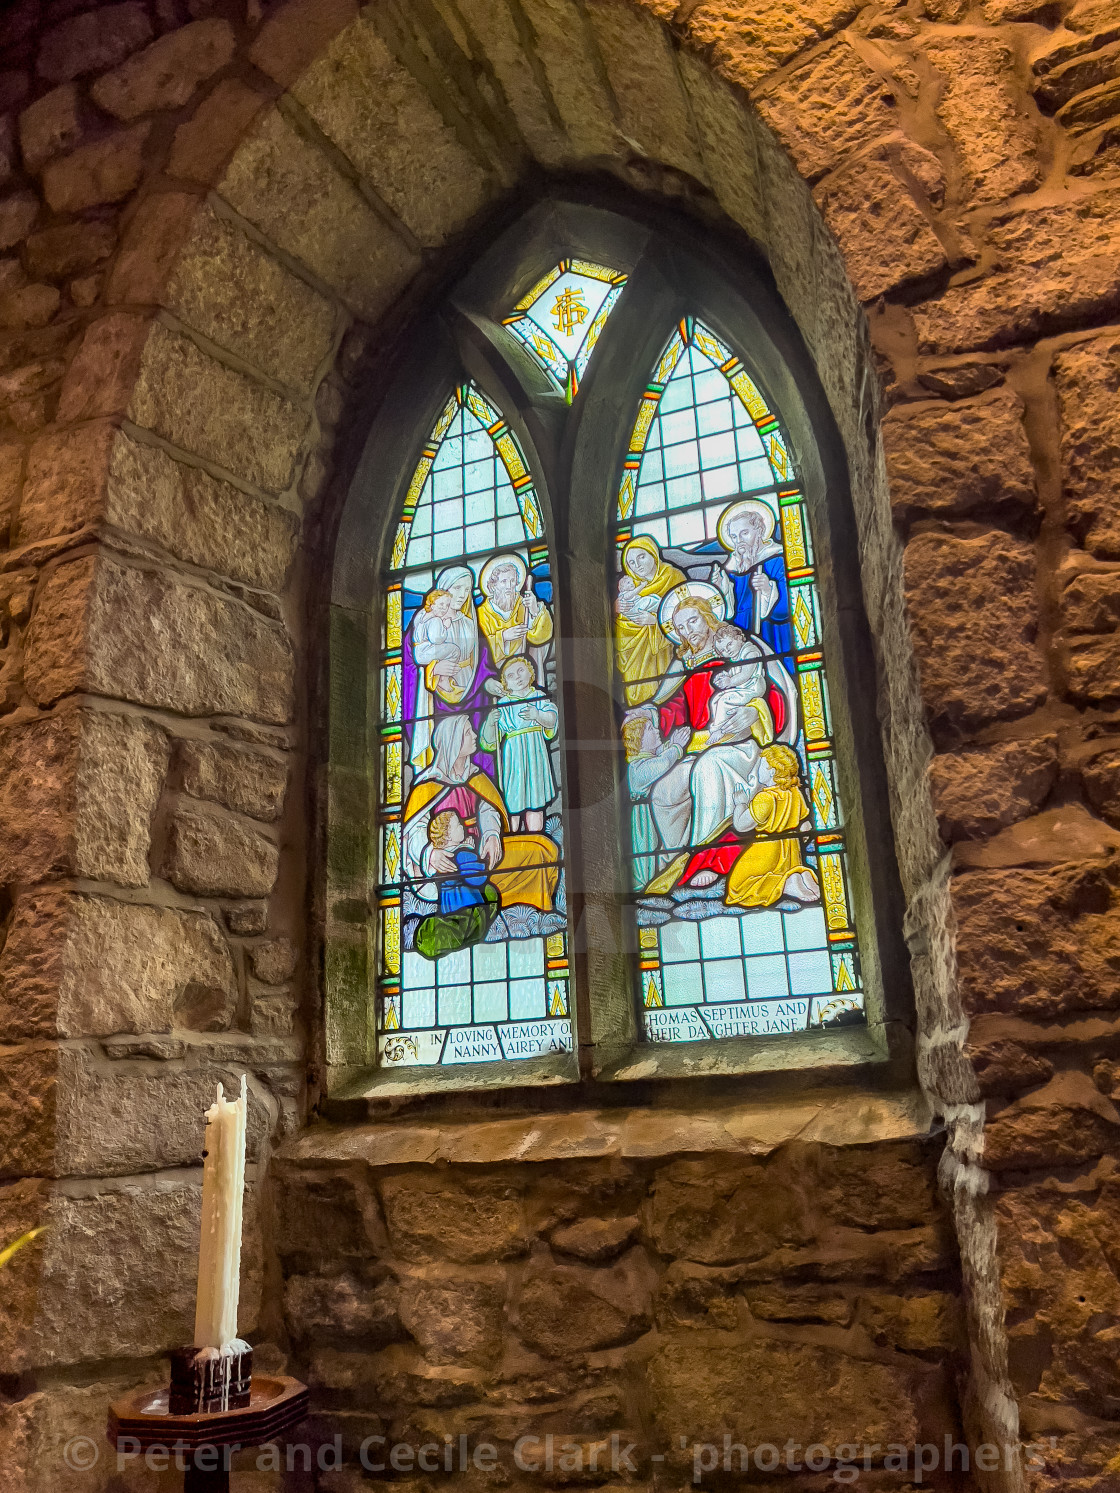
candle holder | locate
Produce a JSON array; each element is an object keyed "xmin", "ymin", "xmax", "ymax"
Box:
[
  {"xmin": 169, "ymin": 1342, "xmax": 254, "ymax": 1414},
  {"xmin": 107, "ymin": 1368, "xmax": 309, "ymax": 1493}
]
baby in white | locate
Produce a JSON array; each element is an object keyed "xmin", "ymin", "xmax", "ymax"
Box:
[{"xmin": 708, "ymin": 623, "xmax": 770, "ymax": 746}]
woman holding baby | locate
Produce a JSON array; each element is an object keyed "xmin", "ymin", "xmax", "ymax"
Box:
[{"xmin": 614, "ymin": 537, "xmax": 685, "ymax": 705}]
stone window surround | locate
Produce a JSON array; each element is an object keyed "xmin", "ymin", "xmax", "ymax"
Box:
[{"xmin": 325, "ymin": 193, "xmax": 915, "ymax": 1109}]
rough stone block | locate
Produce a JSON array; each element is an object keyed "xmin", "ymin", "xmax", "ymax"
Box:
[
  {"xmin": 164, "ymin": 206, "xmax": 335, "ymax": 392},
  {"xmin": 985, "ymin": 1073, "xmax": 1120, "ymax": 1171},
  {"xmin": 658, "ymin": 1260, "xmax": 742, "ymax": 1330},
  {"xmin": 884, "ymin": 386, "xmax": 1038, "ymax": 525},
  {"xmin": 860, "ymin": 1290, "xmax": 962, "ymax": 1351},
  {"xmin": 649, "ymin": 1155, "xmax": 813, "ymax": 1264},
  {"xmin": 0, "ymin": 1370, "xmax": 153, "ymax": 1493},
  {"xmin": 57, "ymin": 310, "xmax": 150, "ymax": 421},
  {"xmin": 291, "ymin": 17, "xmax": 494, "ymax": 248},
  {"xmin": 24, "ymin": 220, "xmax": 116, "ymax": 281},
  {"xmin": 90, "ymin": 18, "xmax": 235, "ymax": 120},
  {"xmin": 929, "ymin": 736, "xmax": 1057, "ymax": 842},
  {"xmin": 178, "ymin": 737, "xmax": 289, "ymax": 822},
  {"xmin": 249, "ymin": 938, "xmax": 297, "ymax": 983},
  {"xmin": 251, "ymin": 991, "xmax": 299, "ymax": 1037},
  {"xmin": 903, "ymin": 531, "xmax": 1047, "ymax": 736},
  {"xmin": 585, "ymin": 0, "xmax": 704, "ymax": 178},
  {"xmin": 646, "ymin": 1339, "xmax": 918, "ymax": 1452},
  {"xmin": 0, "ymin": 282, "xmax": 59, "ymax": 331},
  {"xmin": 71, "ymin": 707, "xmax": 168, "ymax": 885},
  {"xmin": 926, "ymin": 37, "xmax": 1039, "ymax": 205},
  {"xmin": 249, "ymin": 0, "xmax": 359, "ymax": 88},
  {"xmin": 42, "ymin": 124, "xmax": 149, "ymax": 213},
  {"xmin": 0, "ymin": 191, "xmax": 40, "ymax": 250},
  {"xmin": 399, "ymin": 1276, "xmax": 506, "ymax": 1366},
  {"xmin": 1034, "ymin": 37, "xmax": 1120, "ymax": 112},
  {"xmin": 953, "ymin": 861, "xmax": 1120, "ymax": 1017},
  {"xmin": 0, "ymin": 1046, "xmax": 56, "ymax": 1178},
  {"xmin": 273, "ymin": 1164, "xmax": 387, "ymax": 1269},
  {"xmin": 997, "ymin": 1169, "xmax": 1120, "ymax": 1416},
  {"xmin": 968, "ymin": 1037, "xmax": 1054, "ymax": 1098},
  {"xmin": 0, "ymin": 1177, "xmax": 260, "ymax": 1372},
  {"xmin": 168, "ymin": 77, "xmax": 267, "ymax": 185},
  {"xmin": 19, "ymin": 83, "xmax": 82, "ymax": 173},
  {"xmin": 163, "ymin": 801, "xmax": 280, "ymax": 898},
  {"xmin": 514, "ymin": 1253, "xmax": 652, "ymax": 1356},
  {"xmin": 677, "ymin": 52, "xmax": 765, "ymax": 241},
  {"xmin": 111, "ymin": 433, "xmax": 298, "ymax": 592},
  {"xmin": 816, "ymin": 152, "xmax": 948, "ymax": 302},
  {"xmin": 744, "ymin": 1282, "xmax": 852, "ymax": 1325},
  {"xmin": 0, "ymin": 888, "xmax": 236, "ymax": 1040},
  {"xmin": 811, "ymin": 1141, "xmax": 938, "ymax": 1231},
  {"xmin": 128, "ymin": 321, "xmax": 307, "ymax": 493},
  {"xmin": 55, "ymin": 1048, "xmax": 273, "ymax": 1176},
  {"xmin": 36, "ymin": 3, "xmax": 153, "ymax": 83},
  {"xmin": 914, "ymin": 186, "xmax": 1120, "ymax": 353},
  {"xmin": 453, "ymin": 0, "xmax": 567, "ymax": 167},
  {"xmin": 218, "ymin": 108, "xmax": 419, "ymax": 322},
  {"xmin": 103, "ymin": 190, "xmax": 201, "ymax": 307},
  {"xmin": 517, "ymin": 0, "xmax": 620, "ymax": 159},
  {"xmin": 22, "ymin": 554, "xmax": 295, "ymax": 723},
  {"xmin": 1080, "ymin": 745, "xmax": 1120, "ymax": 827},
  {"xmin": 685, "ymin": 0, "xmax": 863, "ymax": 90},
  {"xmin": 755, "ymin": 42, "xmax": 896, "ymax": 182},
  {"xmin": 18, "ymin": 427, "xmax": 299, "ymax": 594},
  {"xmin": 550, "ymin": 1214, "xmax": 638, "ymax": 1261},
  {"xmin": 1067, "ymin": 634, "xmax": 1120, "ymax": 704},
  {"xmin": 284, "ymin": 1272, "xmax": 402, "ymax": 1345},
  {"xmin": 379, "ymin": 1173, "xmax": 528, "ymax": 1263},
  {"xmin": 1054, "ymin": 332, "xmax": 1120, "ymax": 559},
  {"xmin": 1062, "ymin": 570, "xmax": 1120, "ymax": 635},
  {"xmin": 0, "ymin": 708, "xmax": 167, "ymax": 889}
]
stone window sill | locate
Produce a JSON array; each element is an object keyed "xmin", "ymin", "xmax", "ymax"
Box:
[{"xmin": 280, "ymin": 1085, "xmax": 934, "ymax": 1168}]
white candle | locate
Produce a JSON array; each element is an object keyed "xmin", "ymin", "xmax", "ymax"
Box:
[{"xmin": 193, "ymin": 1074, "xmax": 248, "ymax": 1350}]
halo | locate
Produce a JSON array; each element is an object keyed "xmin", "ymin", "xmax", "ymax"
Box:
[
  {"xmin": 479, "ymin": 552, "xmax": 527, "ymax": 595},
  {"xmin": 717, "ymin": 497, "xmax": 778, "ymax": 552},
  {"xmin": 658, "ymin": 581, "xmax": 726, "ymax": 644}
]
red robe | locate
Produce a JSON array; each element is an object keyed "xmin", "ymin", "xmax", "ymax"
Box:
[{"xmin": 656, "ymin": 655, "xmax": 786, "ymax": 884}]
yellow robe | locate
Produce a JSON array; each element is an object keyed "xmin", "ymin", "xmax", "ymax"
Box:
[
  {"xmin": 725, "ymin": 782, "xmax": 818, "ymax": 909},
  {"xmin": 477, "ymin": 596, "xmax": 553, "ymax": 669},
  {"xmin": 403, "ymin": 772, "xmax": 558, "ymax": 913},
  {"xmin": 614, "ymin": 541, "xmax": 684, "ymax": 705}
]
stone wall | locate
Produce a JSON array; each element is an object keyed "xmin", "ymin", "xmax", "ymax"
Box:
[
  {"xmin": 276, "ymin": 1129, "xmax": 964, "ymax": 1485},
  {"xmin": 0, "ymin": 0, "xmax": 1116, "ymax": 1489}
]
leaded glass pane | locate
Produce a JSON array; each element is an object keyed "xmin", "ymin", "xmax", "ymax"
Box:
[
  {"xmin": 378, "ymin": 384, "xmax": 570, "ymax": 1069},
  {"xmin": 503, "ymin": 259, "xmax": 627, "ymax": 401},
  {"xmin": 614, "ymin": 319, "xmax": 866, "ymax": 1044}
]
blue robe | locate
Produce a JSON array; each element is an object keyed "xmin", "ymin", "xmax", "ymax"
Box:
[
  {"xmin": 438, "ymin": 847, "xmax": 491, "ymax": 914},
  {"xmin": 725, "ymin": 555, "xmax": 791, "ymax": 657}
]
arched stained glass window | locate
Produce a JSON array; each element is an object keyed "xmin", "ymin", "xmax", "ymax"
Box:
[
  {"xmin": 613, "ymin": 320, "xmax": 864, "ymax": 1045},
  {"xmin": 334, "ymin": 199, "xmax": 901, "ymax": 1098},
  {"xmin": 377, "ymin": 382, "xmax": 571, "ymax": 1069}
]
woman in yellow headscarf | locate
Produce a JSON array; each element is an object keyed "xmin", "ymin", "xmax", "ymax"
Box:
[{"xmin": 614, "ymin": 536, "xmax": 685, "ymax": 705}]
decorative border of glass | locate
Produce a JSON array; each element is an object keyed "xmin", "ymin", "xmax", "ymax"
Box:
[
  {"xmin": 613, "ymin": 318, "xmax": 865, "ymax": 1046},
  {"xmin": 502, "ymin": 259, "xmax": 627, "ymax": 402},
  {"xmin": 378, "ymin": 383, "xmax": 571, "ymax": 1068}
]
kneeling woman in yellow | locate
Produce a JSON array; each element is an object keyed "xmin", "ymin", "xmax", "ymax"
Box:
[{"xmin": 726, "ymin": 744, "xmax": 821, "ymax": 909}]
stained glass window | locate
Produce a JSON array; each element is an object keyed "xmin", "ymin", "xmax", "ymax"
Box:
[
  {"xmin": 378, "ymin": 383, "xmax": 571, "ymax": 1068},
  {"xmin": 614, "ymin": 319, "xmax": 865, "ymax": 1045},
  {"xmin": 502, "ymin": 259, "xmax": 627, "ymax": 401}
]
